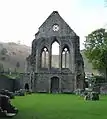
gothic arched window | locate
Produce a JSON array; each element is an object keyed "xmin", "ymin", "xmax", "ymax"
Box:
[
  {"xmin": 52, "ymin": 41, "xmax": 60, "ymax": 68},
  {"xmin": 62, "ymin": 47, "xmax": 70, "ymax": 68},
  {"xmin": 41, "ymin": 47, "xmax": 49, "ymax": 68}
]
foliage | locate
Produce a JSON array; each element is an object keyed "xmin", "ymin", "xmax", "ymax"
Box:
[
  {"xmin": 94, "ymin": 75, "xmax": 105, "ymax": 83},
  {"xmin": 84, "ymin": 28, "xmax": 107, "ymax": 75},
  {"xmin": 0, "ymin": 48, "xmax": 7, "ymax": 55},
  {"xmin": 4, "ymin": 73, "xmax": 20, "ymax": 79}
]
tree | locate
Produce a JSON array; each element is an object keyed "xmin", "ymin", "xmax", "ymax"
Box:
[
  {"xmin": 0, "ymin": 63, "xmax": 4, "ymax": 73},
  {"xmin": 16, "ymin": 62, "xmax": 20, "ymax": 69},
  {"xmin": 1, "ymin": 48, "xmax": 7, "ymax": 55},
  {"xmin": 84, "ymin": 28, "xmax": 107, "ymax": 79},
  {"xmin": 104, "ymin": 0, "xmax": 107, "ymax": 7}
]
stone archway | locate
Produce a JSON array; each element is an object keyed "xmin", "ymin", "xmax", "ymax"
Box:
[
  {"xmin": 50, "ymin": 77, "xmax": 59, "ymax": 93},
  {"xmin": 24, "ymin": 83, "xmax": 29, "ymax": 91}
]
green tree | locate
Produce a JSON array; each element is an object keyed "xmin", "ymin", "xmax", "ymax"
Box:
[{"xmin": 84, "ymin": 28, "xmax": 107, "ymax": 79}]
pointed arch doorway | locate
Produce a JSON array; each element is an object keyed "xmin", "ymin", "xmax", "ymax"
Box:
[
  {"xmin": 50, "ymin": 77, "xmax": 59, "ymax": 93},
  {"xmin": 24, "ymin": 83, "xmax": 29, "ymax": 91}
]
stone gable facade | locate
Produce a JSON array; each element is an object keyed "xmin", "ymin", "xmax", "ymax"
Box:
[{"xmin": 24, "ymin": 11, "xmax": 85, "ymax": 93}]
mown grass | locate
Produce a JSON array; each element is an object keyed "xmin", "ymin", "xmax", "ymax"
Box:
[{"xmin": 5, "ymin": 94, "xmax": 107, "ymax": 119}]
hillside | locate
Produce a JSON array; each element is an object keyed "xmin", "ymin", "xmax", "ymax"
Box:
[
  {"xmin": 0, "ymin": 42, "xmax": 31, "ymax": 72},
  {"xmin": 80, "ymin": 50, "xmax": 98, "ymax": 75},
  {"xmin": 0, "ymin": 42, "xmax": 97, "ymax": 74}
]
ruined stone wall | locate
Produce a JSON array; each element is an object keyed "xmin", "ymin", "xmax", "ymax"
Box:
[
  {"xmin": 34, "ymin": 74, "xmax": 50, "ymax": 92},
  {"xmin": 20, "ymin": 73, "xmax": 31, "ymax": 90},
  {"xmin": 61, "ymin": 74, "xmax": 74, "ymax": 93},
  {"xmin": 33, "ymin": 73, "xmax": 75, "ymax": 93},
  {"xmin": 25, "ymin": 11, "xmax": 85, "ymax": 93},
  {"xmin": 0, "ymin": 74, "xmax": 23, "ymax": 92},
  {"xmin": 0, "ymin": 75, "xmax": 14, "ymax": 91}
]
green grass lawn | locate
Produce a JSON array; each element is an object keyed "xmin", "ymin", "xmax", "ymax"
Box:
[{"xmin": 6, "ymin": 94, "xmax": 107, "ymax": 119}]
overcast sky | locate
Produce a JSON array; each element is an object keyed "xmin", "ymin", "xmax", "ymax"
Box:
[{"xmin": 0, "ymin": 0, "xmax": 107, "ymax": 50}]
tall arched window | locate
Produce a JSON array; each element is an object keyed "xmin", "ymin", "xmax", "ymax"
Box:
[
  {"xmin": 41, "ymin": 47, "xmax": 49, "ymax": 68},
  {"xmin": 52, "ymin": 41, "xmax": 59, "ymax": 68},
  {"xmin": 62, "ymin": 47, "xmax": 70, "ymax": 68}
]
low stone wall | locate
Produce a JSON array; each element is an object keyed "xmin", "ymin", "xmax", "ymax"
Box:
[
  {"xmin": 0, "ymin": 75, "xmax": 14, "ymax": 91},
  {"xmin": 0, "ymin": 74, "xmax": 21, "ymax": 92}
]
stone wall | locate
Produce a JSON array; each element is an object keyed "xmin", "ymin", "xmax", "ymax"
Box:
[
  {"xmin": 25, "ymin": 11, "xmax": 85, "ymax": 93},
  {"xmin": 34, "ymin": 74, "xmax": 50, "ymax": 92},
  {"xmin": 61, "ymin": 74, "xmax": 74, "ymax": 93},
  {"xmin": 20, "ymin": 73, "xmax": 31, "ymax": 90},
  {"xmin": 0, "ymin": 74, "xmax": 21, "ymax": 92},
  {"xmin": 0, "ymin": 75, "xmax": 14, "ymax": 91},
  {"xmin": 33, "ymin": 73, "xmax": 75, "ymax": 93},
  {"xmin": 13, "ymin": 79, "xmax": 22, "ymax": 91}
]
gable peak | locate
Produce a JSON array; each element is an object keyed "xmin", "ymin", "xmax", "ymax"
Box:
[{"xmin": 52, "ymin": 11, "xmax": 58, "ymax": 14}]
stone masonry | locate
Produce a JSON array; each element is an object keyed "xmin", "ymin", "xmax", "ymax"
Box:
[{"xmin": 23, "ymin": 11, "xmax": 85, "ymax": 93}]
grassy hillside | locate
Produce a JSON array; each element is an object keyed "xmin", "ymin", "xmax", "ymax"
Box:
[
  {"xmin": 0, "ymin": 42, "xmax": 97, "ymax": 74},
  {"xmin": 81, "ymin": 50, "xmax": 98, "ymax": 75},
  {"xmin": 0, "ymin": 42, "xmax": 31, "ymax": 73}
]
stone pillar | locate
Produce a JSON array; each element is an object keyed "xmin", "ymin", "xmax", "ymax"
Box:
[
  {"xmin": 74, "ymin": 74, "xmax": 77, "ymax": 91},
  {"xmin": 59, "ymin": 78, "xmax": 61, "ymax": 93},
  {"xmin": 30, "ymin": 72, "xmax": 32, "ymax": 90},
  {"xmin": 74, "ymin": 61, "xmax": 78, "ymax": 91},
  {"xmin": 71, "ymin": 47, "xmax": 75, "ymax": 72},
  {"xmin": 32, "ymin": 72, "xmax": 35, "ymax": 92},
  {"xmin": 65, "ymin": 50, "xmax": 67, "ymax": 68},
  {"xmin": 36, "ymin": 49, "xmax": 39, "ymax": 72},
  {"xmin": 44, "ymin": 51, "xmax": 46, "ymax": 67},
  {"xmin": 48, "ymin": 78, "xmax": 51, "ymax": 93},
  {"xmin": 59, "ymin": 45, "xmax": 62, "ymax": 70},
  {"xmin": 49, "ymin": 46, "xmax": 52, "ymax": 70}
]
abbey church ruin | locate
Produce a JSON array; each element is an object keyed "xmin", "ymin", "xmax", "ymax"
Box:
[{"xmin": 24, "ymin": 11, "xmax": 85, "ymax": 93}]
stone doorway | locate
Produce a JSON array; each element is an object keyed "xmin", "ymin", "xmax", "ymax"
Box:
[
  {"xmin": 24, "ymin": 83, "xmax": 29, "ymax": 91},
  {"xmin": 50, "ymin": 77, "xmax": 59, "ymax": 93}
]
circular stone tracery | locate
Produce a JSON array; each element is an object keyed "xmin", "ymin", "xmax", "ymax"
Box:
[{"xmin": 53, "ymin": 24, "xmax": 59, "ymax": 31}]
